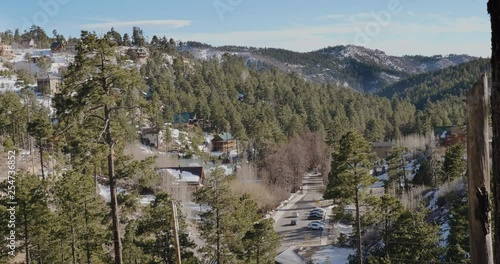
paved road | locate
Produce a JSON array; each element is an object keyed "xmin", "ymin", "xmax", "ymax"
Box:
[{"xmin": 275, "ymin": 173, "xmax": 330, "ymax": 253}]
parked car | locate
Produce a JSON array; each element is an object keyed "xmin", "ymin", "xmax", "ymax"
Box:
[
  {"xmin": 310, "ymin": 207, "xmax": 326, "ymax": 213},
  {"xmin": 309, "ymin": 211, "xmax": 325, "ymax": 216},
  {"xmin": 291, "ymin": 220, "xmax": 297, "ymax": 226},
  {"xmin": 310, "ymin": 221, "xmax": 325, "ymax": 227},
  {"xmin": 292, "ymin": 212, "xmax": 299, "ymax": 218},
  {"xmin": 308, "ymin": 222, "xmax": 324, "ymax": 230},
  {"xmin": 308, "ymin": 214, "xmax": 323, "ymax": 220}
]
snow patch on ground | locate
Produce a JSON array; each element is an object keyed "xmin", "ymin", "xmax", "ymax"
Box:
[
  {"xmin": 98, "ymin": 184, "xmax": 128, "ymax": 203},
  {"xmin": 440, "ymin": 222, "xmax": 450, "ymax": 247},
  {"xmin": 311, "ymin": 246, "xmax": 355, "ymax": 264},
  {"xmin": 425, "ymin": 189, "xmax": 440, "ymax": 210}
]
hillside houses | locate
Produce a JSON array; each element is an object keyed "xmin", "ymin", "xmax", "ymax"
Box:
[
  {"xmin": 372, "ymin": 142, "xmax": 394, "ymax": 159},
  {"xmin": 212, "ymin": 132, "xmax": 237, "ymax": 152},
  {"xmin": 37, "ymin": 74, "xmax": 62, "ymax": 95},
  {"xmin": 141, "ymin": 127, "xmax": 163, "ymax": 148},
  {"xmin": 156, "ymin": 166, "xmax": 205, "ymax": 190},
  {"xmin": 51, "ymin": 41, "xmax": 66, "ymax": 53},
  {"xmin": 0, "ymin": 44, "xmax": 13, "ymax": 58},
  {"xmin": 20, "ymin": 38, "xmax": 36, "ymax": 49},
  {"xmin": 434, "ymin": 126, "xmax": 466, "ymax": 147}
]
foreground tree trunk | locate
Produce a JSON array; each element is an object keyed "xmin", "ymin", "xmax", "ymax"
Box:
[
  {"xmin": 488, "ymin": 1, "xmax": 500, "ymax": 263},
  {"xmin": 466, "ymin": 75, "xmax": 493, "ymax": 264},
  {"xmin": 355, "ymin": 172, "xmax": 362, "ymax": 264},
  {"xmin": 105, "ymin": 104, "xmax": 123, "ymax": 264}
]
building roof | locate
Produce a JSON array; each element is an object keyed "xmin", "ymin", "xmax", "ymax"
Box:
[
  {"xmin": 213, "ymin": 132, "xmax": 234, "ymax": 142},
  {"xmin": 373, "ymin": 142, "xmax": 393, "ymax": 148},
  {"xmin": 141, "ymin": 127, "xmax": 160, "ymax": 135},
  {"xmin": 37, "ymin": 73, "xmax": 61, "ymax": 81},
  {"xmin": 275, "ymin": 248, "xmax": 306, "ymax": 264},
  {"xmin": 156, "ymin": 166, "xmax": 204, "ymax": 183},
  {"xmin": 173, "ymin": 112, "xmax": 196, "ymax": 124},
  {"xmin": 434, "ymin": 126, "xmax": 466, "ymax": 138},
  {"xmin": 50, "ymin": 41, "xmax": 65, "ymax": 50}
]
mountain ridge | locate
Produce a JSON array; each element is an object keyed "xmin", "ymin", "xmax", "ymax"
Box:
[{"xmin": 181, "ymin": 42, "xmax": 478, "ymax": 92}]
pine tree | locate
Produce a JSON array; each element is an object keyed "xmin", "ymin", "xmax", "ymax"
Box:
[
  {"xmin": 135, "ymin": 192, "xmax": 198, "ymax": 263},
  {"xmin": 194, "ymin": 168, "xmax": 235, "ymax": 263},
  {"xmin": 27, "ymin": 107, "xmax": 53, "ymax": 180},
  {"xmin": 362, "ymin": 194, "xmax": 404, "ymax": 259},
  {"xmin": 385, "ymin": 146, "xmax": 406, "ymax": 194},
  {"xmin": 242, "ymin": 218, "xmax": 280, "ymax": 264},
  {"xmin": 386, "ymin": 210, "xmax": 443, "ymax": 262},
  {"xmin": 14, "ymin": 172, "xmax": 51, "ymax": 264},
  {"xmin": 442, "ymin": 144, "xmax": 465, "ymax": 182},
  {"xmin": 54, "ymin": 171, "xmax": 109, "ymax": 264},
  {"xmin": 446, "ymin": 196, "xmax": 470, "ymax": 263},
  {"xmin": 324, "ymin": 130, "xmax": 377, "ymax": 264},
  {"xmin": 53, "ymin": 31, "xmax": 148, "ymax": 264}
]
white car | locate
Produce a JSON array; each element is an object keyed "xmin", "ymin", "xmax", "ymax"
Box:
[
  {"xmin": 310, "ymin": 221, "xmax": 325, "ymax": 227},
  {"xmin": 308, "ymin": 222, "xmax": 324, "ymax": 230}
]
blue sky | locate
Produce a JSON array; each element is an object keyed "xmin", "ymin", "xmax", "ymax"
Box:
[{"xmin": 0, "ymin": 0, "xmax": 491, "ymax": 56}]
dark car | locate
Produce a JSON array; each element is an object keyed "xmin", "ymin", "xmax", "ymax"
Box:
[{"xmin": 308, "ymin": 214, "xmax": 323, "ymax": 220}]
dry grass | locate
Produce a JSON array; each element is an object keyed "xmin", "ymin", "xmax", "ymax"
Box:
[
  {"xmin": 229, "ymin": 163, "xmax": 289, "ymax": 213},
  {"xmin": 400, "ymin": 185, "xmax": 431, "ymax": 210},
  {"xmin": 400, "ymin": 178, "xmax": 464, "ymax": 210},
  {"xmin": 396, "ymin": 134, "xmax": 430, "ymax": 151}
]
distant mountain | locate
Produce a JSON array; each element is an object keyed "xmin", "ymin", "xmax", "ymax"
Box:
[
  {"xmin": 181, "ymin": 42, "xmax": 478, "ymax": 93},
  {"xmin": 377, "ymin": 58, "xmax": 491, "ymax": 109}
]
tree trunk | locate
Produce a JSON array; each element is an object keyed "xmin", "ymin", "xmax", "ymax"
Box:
[
  {"xmin": 39, "ymin": 144, "xmax": 44, "ymax": 180},
  {"xmin": 355, "ymin": 184, "xmax": 362, "ymax": 264},
  {"xmin": 71, "ymin": 225, "xmax": 77, "ymax": 264},
  {"xmin": 105, "ymin": 104, "xmax": 123, "ymax": 264},
  {"xmin": 23, "ymin": 210, "xmax": 30, "ymax": 264},
  {"xmin": 84, "ymin": 199, "xmax": 91, "ymax": 264},
  {"xmin": 466, "ymin": 75, "xmax": 494, "ymax": 264},
  {"xmin": 488, "ymin": 2, "xmax": 500, "ymax": 263}
]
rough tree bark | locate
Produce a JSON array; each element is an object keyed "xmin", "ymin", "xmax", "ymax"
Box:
[
  {"xmin": 488, "ymin": 1, "xmax": 500, "ymax": 263},
  {"xmin": 466, "ymin": 75, "xmax": 493, "ymax": 264}
]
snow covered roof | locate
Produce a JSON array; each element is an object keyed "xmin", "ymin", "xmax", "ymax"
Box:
[
  {"xmin": 275, "ymin": 248, "xmax": 306, "ymax": 264},
  {"xmin": 156, "ymin": 166, "xmax": 204, "ymax": 184}
]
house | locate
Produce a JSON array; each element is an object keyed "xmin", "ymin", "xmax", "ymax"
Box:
[
  {"xmin": 212, "ymin": 132, "xmax": 237, "ymax": 152},
  {"xmin": 344, "ymin": 204, "xmax": 356, "ymax": 216},
  {"xmin": 275, "ymin": 248, "xmax": 306, "ymax": 264},
  {"xmin": 141, "ymin": 127, "xmax": 163, "ymax": 148},
  {"xmin": 0, "ymin": 44, "xmax": 13, "ymax": 58},
  {"xmin": 136, "ymin": 47, "xmax": 148, "ymax": 59},
  {"xmin": 434, "ymin": 126, "xmax": 467, "ymax": 146},
  {"xmin": 20, "ymin": 38, "xmax": 36, "ymax": 49},
  {"xmin": 372, "ymin": 142, "xmax": 394, "ymax": 159},
  {"xmin": 37, "ymin": 74, "xmax": 62, "ymax": 95},
  {"xmin": 173, "ymin": 112, "xmax": 198, "ymax": 126},
  {"xmin": 50, "ymin": 41, "xmax": 66, "ymax": 53},
  {"xmin": 156, "ymin": 166, "xmax": 205, "ymax": 188}
]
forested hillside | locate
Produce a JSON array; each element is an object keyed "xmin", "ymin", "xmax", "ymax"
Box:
[
  {"xmin": 378, "ymin": 58, "xmax": 491, "ymax": 109},
  {"xmin": 182, "ymin": 43, "xmax": 477, "ymax": 93}
]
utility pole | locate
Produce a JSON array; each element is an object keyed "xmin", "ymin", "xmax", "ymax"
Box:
[
  {"xmin": 171, "ymin": 200, "xmax": 182, "ymax": 264},
  {"xmin": 466, "ymin": 75, "xmax": 493, "ymax": 264},
  {"xmin": 488, "ymin": 1, "xmax": 500, "ymax": 263}
]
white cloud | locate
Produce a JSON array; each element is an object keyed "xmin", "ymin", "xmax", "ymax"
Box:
[{"xmin": 82, "ymin": 19, "xmax": 191, "ymax": 30}]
